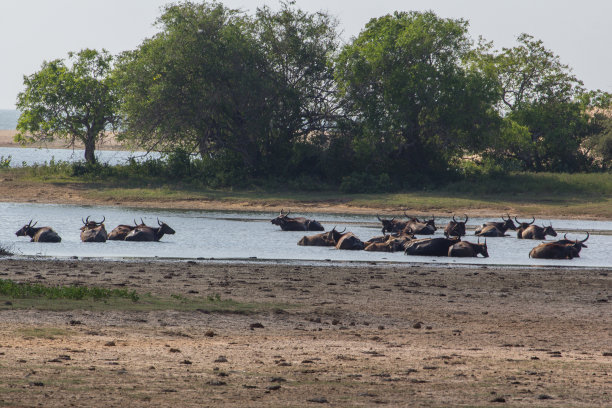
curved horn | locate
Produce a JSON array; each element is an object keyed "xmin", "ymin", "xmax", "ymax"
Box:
[
  {"xmin": 464, "ymin": 214, "xmax": 469, "ymax": 223},
  {"xmin": 85, "ymin": 215, "xmax": 90, "ymax": 224},
  {"xmin": 452, "ymin": 214, "xmax": 457, "ymax": 222},
  {"xmin": 134, "ymin": 219, "xmax": 138, "ymax": 226},
  {"xmin": 28, "ymin": 219, "xmax": 33, "ymax": 227},
  {"xmin": 82, "ymin": 217, "xmax": 86, "ymax": 225},
  {"xmin": 140, "ymin": 218, "xmax": 145, "ymax": 225},
  {"xmin": 564, "ymin": 233, "xmax": 569, "ymax": 240},
  {"xmin": 528, "ymin": 216, "xmax": 535, "ymax": 225},
  {"xmin": 581, "ymin": 231, "xmax": 589, "ymax": 243},
  {"xmin": 377, "ymin": 214, "xmax": 382, "ymax": 221},
  {"xmin": 157, "ymin": 217, "xmax": 162, "ymax": 226},
  {"xmin": 339, "ymin": 227, "xmax": 346, "ymax": 234},
  {"xmin": 100, "ymin": 216, "xmax": 105, "ymax": 224},
  {"xmin": 280, "ymin": 209, "xmax": 284, "ymax": 215},
  {"xmin": 514, "ymin": 216, "xmax": 520, "ymax": 224},
  {"xmin": 31, "ymin": 221, "xmax": 37, "ymax": 227}
]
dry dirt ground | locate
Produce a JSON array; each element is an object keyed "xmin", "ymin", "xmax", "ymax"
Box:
[{"xmin": 0, "ymin": 259, "xmax": 610, "ymax": 407}]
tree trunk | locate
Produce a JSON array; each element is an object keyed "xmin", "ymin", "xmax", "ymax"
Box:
[{"xmin": 84, "ymin": 133, "xmax": 96, "ymax": 164}]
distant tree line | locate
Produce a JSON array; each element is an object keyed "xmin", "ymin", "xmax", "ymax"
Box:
[{"xmin": 15, "ymin": 1, "xmax": 612, "ymax": 190}]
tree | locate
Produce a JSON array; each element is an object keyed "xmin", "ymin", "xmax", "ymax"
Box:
[
  {"xmin": 16, "ymin": 49, "xmax": 120, "ymax": 164},
  {"xmin": 334, "ymin": 11, "xmax": 499, "ymax": 179},
  {"xmin": 253, "ymin": 1, "xmax": 341, "ymax": 175},
  {"xmin": 116, "ymin": 1, "xmax": 272, "ymax": 173},
  {"xmin": 480, "ymin": 34, "xmax": 609, "ymax": 171}
]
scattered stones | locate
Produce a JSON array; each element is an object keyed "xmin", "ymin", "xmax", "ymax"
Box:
[
  {"xmin": 169, "ymin": 348, "xmax": 181, "ymax": 353},
  {"xmin": 69, "ymin": 320, "xmax": 82, "ymax": 325},
  {"xmin": 491, "ymin": 396, "xmax": 506, "ymax": 403},
  {"xmin": 214, "ymin": 356, "xmax": 228, "ymax": 363},
  {"xmin": 538, "ymin": 394, "xmax": 553, "ymax": 400},
  {"xmin": 267, "ymin": 385, "xmax": 282, "ymax": 391},
  {"xmin": 104, "ymin": 341, "xmax": 116, "ymax": 347},
  {"xmin": 307, "ymin": 397, "xmax": 328, "ymax": 403},
  {"xmin": 204, "ymin": 330, "xmax": 216, "ymax": 337},
  {"xmin": 413, "ymin": 322, "xmax": 422, "ymax": 329},
  {"xmin": 250, "ymin": 322, "xmax": 264, "ymax": 330}
]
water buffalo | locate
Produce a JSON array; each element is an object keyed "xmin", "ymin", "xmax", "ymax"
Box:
[
  {"xmin": 377, "ymin": 215, "xmax": 409, "ymax": 234},
  {"xmin": 298, "ymin": 227, "xmax": 345, "ymax": 246},
  {"xmin": 335, "ymin": 232, "xmax": 365, "ymax": 250},
  {"xmin": 550, "ymin": 232, "xmax": 589, "ymax": 257},
  {"xmin": 475, "ymin": 214, "xmax": 516, "ymax": 236},
  {"xmin": 519, "ymin": 224, "xmax": 557, "ymax": 240},
  {"xmin": 448, "ymin": 239, "xmax": 489, "ymax": 257},
  {"xmin": 125, "ymin": 219, "xmax": 176, "ymax": 242},
  {"xmin": 80, "ymin": 216, "xmax": 108, "ymax": 242},
  {"xmin": 15, "ymin": 220, "xmax": 61, "ymax": 243},
  {"xmin": 108, "ymin": 219, "xmax": 144, "ymax": 241},
  {"xmin": 365, "ymin": 236, "xmax": 411, "ymax": 252},
  {"xmin": 515, "ymin": 216, "xmax": 535, "ymax": 238},
  {"xmin": 404, "ymin": 237, "xmax": 460, "ymax": 256},
  {"xmin": 271, "ymin": 210, "xmax": 324, "ymax": 231},
  {"xmin": 404, "ymin": 213, "xmax": 436, "ymax": 235},
  {"xmin": 529, "ymin": 242, "xmax": 576, "ymax": 259},
  {"xmin": 444, "ymin": 214, "xmax": 468, "ymax": 238}
]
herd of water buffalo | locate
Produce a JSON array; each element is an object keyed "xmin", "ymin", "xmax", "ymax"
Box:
[
  {"xmin": 14, "ymin": 217, "xmax": 175, "ymax": 243},
  {"xmin": 12, "ymin": 210, "xmax": 589, "ymax": 260},
  {"xmin": 271, "ymin": 210, "xmax": 590, "ymax": 260}
]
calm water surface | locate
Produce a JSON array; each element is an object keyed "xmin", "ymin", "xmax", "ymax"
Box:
[
  {"xmin": 1, "ymin": 202, "xmax": 610, "ymax": 268},
  {"xmin": 0, "ymin": 147, "xmax": 160, "ymax": 167}
]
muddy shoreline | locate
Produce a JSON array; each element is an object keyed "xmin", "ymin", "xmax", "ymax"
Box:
[{"xmin": 0, "ymin": 258, "xmax": 610, "ymax": 407}]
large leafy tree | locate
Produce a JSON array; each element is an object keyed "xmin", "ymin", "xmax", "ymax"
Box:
[
  {"xmin": 335, "ymin": 11, "xmax": 499, "ymax": 179},
  {"xmin": 253, "ymin": 1, "xmax": 341, "ymax": 175},
  {"xmin": 481, "ymin": 34, "xmax": 609, "ymax": 171},
  {"xmin": 116, "ymin": 1, "xmax": 272, "ymax": 172},
  {"xmin": 16, "ymin": 49, "xmax": 120, "ymax": 164}
]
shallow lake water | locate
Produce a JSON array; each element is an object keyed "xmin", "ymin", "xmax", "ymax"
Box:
[
  {"xmin": 1, "ymin": 202, "xmax": 610, "ymax": 268},
  {"xmin": 0, "ymin": 147, "xmax": 160, "ymax": 167}
]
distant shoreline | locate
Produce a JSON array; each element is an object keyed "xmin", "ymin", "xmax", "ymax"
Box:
[{"xmin": 0, "ymin": 130, "xmax": 126, "ymax": 151}]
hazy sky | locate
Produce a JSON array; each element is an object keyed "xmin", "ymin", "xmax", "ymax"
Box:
[{"xmin": 1, "ymin": 0, "xmax": 611, "ymax": 109}]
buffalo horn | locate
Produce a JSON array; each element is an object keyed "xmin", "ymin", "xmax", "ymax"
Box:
[
  {"xmin": 452, "ymin": 214, "xmax": 456, "ymax": 222},
  {"xmin": 464, "ymin": 214, "xmax": 469, "ymax": 223},
  {"xmin": 581, "ymin": 231, "xmax": 589, "ymax": 243},
  {"xmin": 377, "ymin": 214, "xmax": 382, "ymax": 221},
  {"xmin": 141, "ymin": 218, "xmax": 145, "ymax": 226},
  {"xmin": 157, "ymin": 217, "xmax": 162, "ymax": 226},
  {"xmin": 100, "ymin": 216, "xmax": 105, "ymax": 225}
]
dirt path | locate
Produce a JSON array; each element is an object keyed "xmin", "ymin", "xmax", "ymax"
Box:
[{"xmin": 0, "ymin": 259, "xmax": 610, "ymax": 407}]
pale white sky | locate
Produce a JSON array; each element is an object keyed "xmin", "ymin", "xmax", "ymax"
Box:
[{"xmin": 1, "ymin": 0, "xmax": 611, "ymax": 109}]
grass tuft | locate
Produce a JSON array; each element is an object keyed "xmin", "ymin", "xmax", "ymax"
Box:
[{"xmin": 0, "ymin": 279, "xmax": 139, "ymax": 302}]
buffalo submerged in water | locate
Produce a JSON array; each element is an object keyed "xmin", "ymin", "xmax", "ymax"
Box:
[{"xmin": 15, "ymin": 220, "xmax": 61, "ymax": 243}]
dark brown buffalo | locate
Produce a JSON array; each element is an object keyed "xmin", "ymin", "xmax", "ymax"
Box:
[
  {"xmin": 448, "ymin": 239, "xmax": 489, "ymax": 257},
  {"xmin": 377, "ymin": 215, "xmax": 408, "ymax": 234},
  {"xmin": 529, "ymin": 242, "xmax": 576, "ymax": 259},
  {"xmin": 80, "ymin": 216, "xmax": 108, "ymax": 242},
  {"xmin": 550, "ymin": 232, "xmax": 589, "ymax": 257},
  {"xmin": 474, "ymin": 225, "xmax": 507, "ymax": 237},
  {"xmin": 335, "ymin": 232, "xmax": 365, "ymax": 250},
  {"xmin": 15, "ymin": 220, "xmax": 61, "ymax": 243},
  {"xmin": 404, "ymin": 213, "xmax": 436, "ymax": 235},
  {"xmin": 125, "ymin": 219, "xmax": 176, "ymax": 242},
  {"xmin": 475, "ymin": 214, "xmax": 516, "ymax": 236},
  {"xmin": 404, "ymin": 237, "xmax": 460, "ymax": 256},
  {"xmin": 108, "ymin": 219, "xmax": 144, "ymax": 241},
  {"xmin": 520, "ymin": 224, "xmax": 557, "ymax": 240},
  {"xmin": 515, "ymin": 216, "xmax": 535, "ymax": 238},
  {"xmin": 298, "ymin": 227, "xmax": 345, "ymax": 247},
  {"xmin": 444, "ymin": 214, "xmax": 468, "ymax": 238},
  {"xmin": 271, "ymin": 210, "xmax": 324, "ymax": 231},
  {"xmin": 365, "ymin": 236, "xmax": 410, "ymax": 252}
]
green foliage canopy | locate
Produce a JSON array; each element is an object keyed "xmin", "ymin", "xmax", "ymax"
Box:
[
  {"xmin": 334, "ymin": 11, "xmax": 500, "ymax": 179},
  {"xmin": 16, "ymin": 49, "xmax": 120, "ymax": 164}
]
